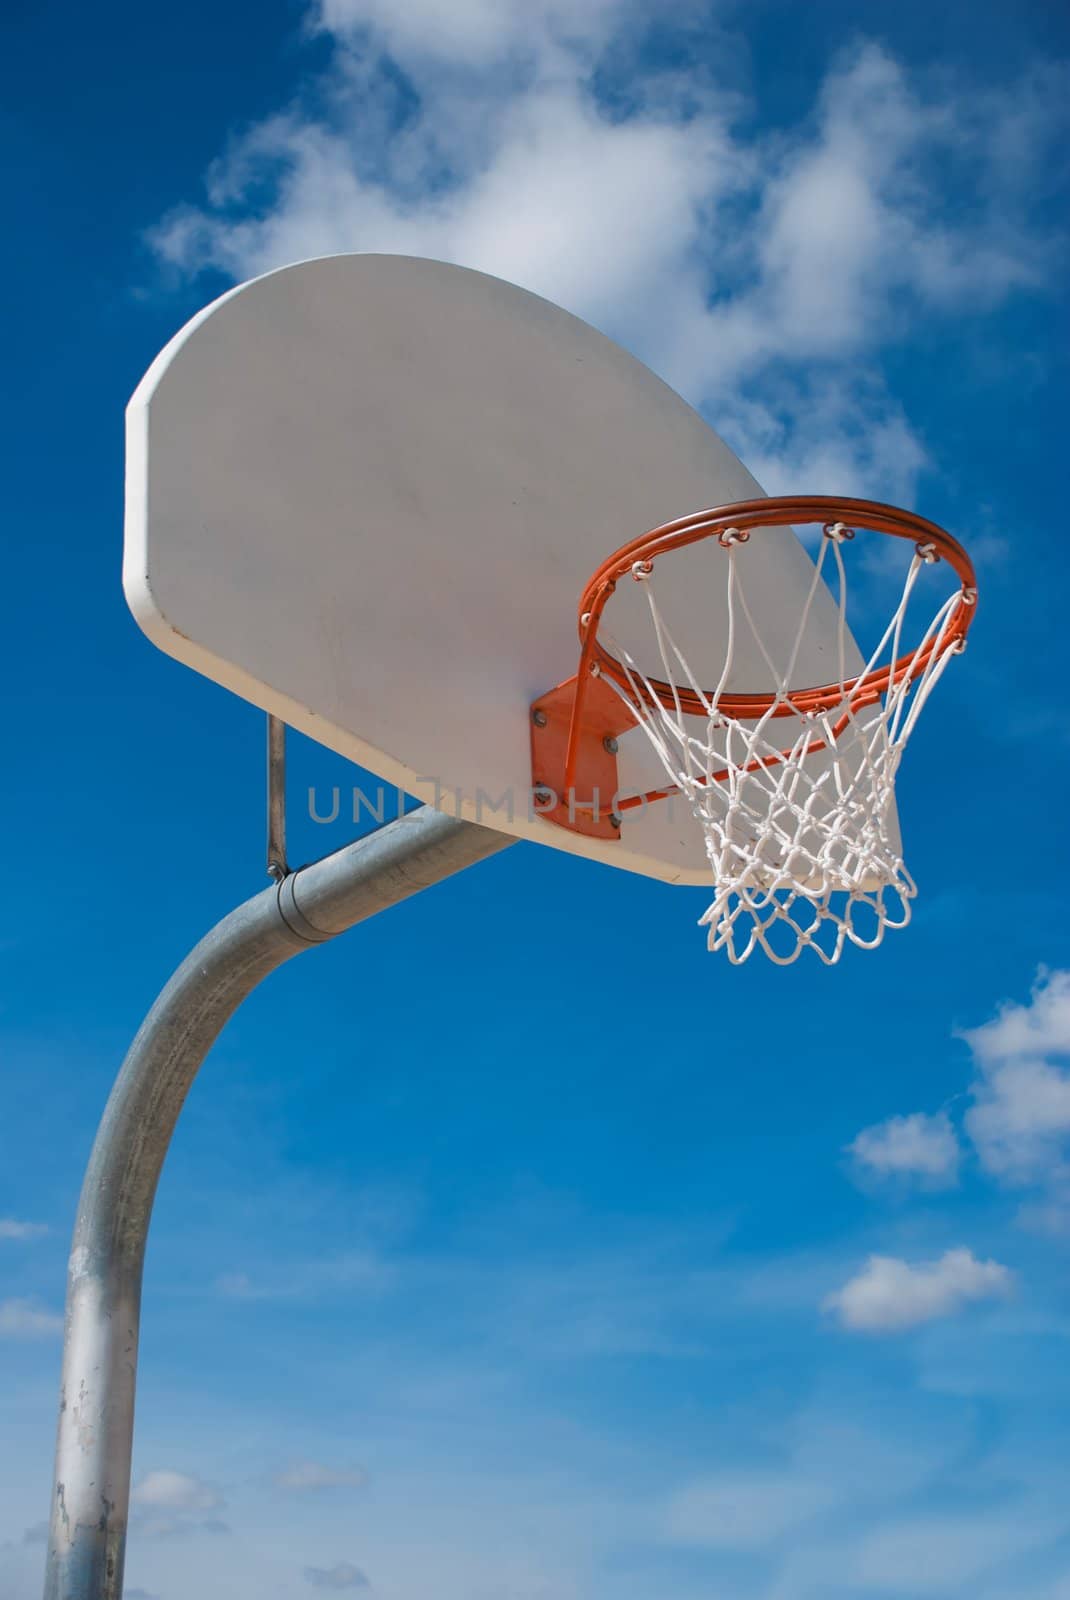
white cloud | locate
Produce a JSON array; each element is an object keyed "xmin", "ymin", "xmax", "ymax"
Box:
[
  {"xmin": 693, "ymin": 42, "xmax": 1046, "ymax": 383},
  {"xmin": 151, "ymin": 76, "xmax": 739, "ymax": 346},
  {"xmin": 312, "ymin": 0, "xmax": 625, "ymax": 70},
  {"xmin": 964, "ymin": 968, "xmax": 1070, "ymax": 1067},
  {"xmin": 824, "ymin": 1249, "xmax": 1013, "ymax": 1333},
  {"xmin": 1017, "ymin": 1199, "xmax": 1070, "ymax": 1238},
  {"xmin": 969, "ymin": 1060, "xmax": 1070, "ymax": 1184},
  {"xmin": 661, "ymin": 1471, "xmax": 836, "ymax": 1549},
  {"xmin": 656, "ymin": 1411, "xmax": 985, "ymax": 1589},
  {"xmin": 852, "ymin": 1510, "xmax": 1065, "ymax": 1594},
  {"xmin": 303, "ymin": 1561, "xmax": 370, "ymax": 1589},
  {"xmin": 146, "ymin": 9, "xmax": 1067, "ymax": 504},
  {"xmin": 848, "ymin": 1111, "xmax": 960, "ymax": 1188},
  {"xmin": 0, "ymin": 1297, "xmax": 62, "ymax": 1338},
  {"xmin": 715, "ymin": 379, "xmax": 929, "ymax": 502},
  {"xmin": 0, "ymin": 1219, "xmax": 48, "ymax": 1240},
  {"xmin": 274, "ymin": 1461, "xmax": 369, "ymax": 1492},
  {"xmin": 130, "ymin": 1470, "xmax": 229, "ymax": 1539},
  {"xmin": 843, "ymin": 971, "xmax": 1070, "ymax": 1216},
  {"xmin": 962, "ymin": 969, "xmax": 1070, "ymax": 1185},
  {"xmin": 132, "ymin": 1470, "xmax": 224, "ymax": 1513}
]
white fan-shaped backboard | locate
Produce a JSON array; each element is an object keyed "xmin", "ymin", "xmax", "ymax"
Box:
[{"xmin": 125, "ymin": 253, "xmax": 878, "ymax": 884}]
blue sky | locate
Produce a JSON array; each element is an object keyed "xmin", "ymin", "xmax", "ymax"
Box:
[{"xmin": 2, "ymin": 2, "xmax": 1070, "ymax": 1597}]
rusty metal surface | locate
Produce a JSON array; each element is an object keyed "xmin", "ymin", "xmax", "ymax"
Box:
[{"xmin": 266, "ymin": 714, "xmax": 288, "ymax": 881}]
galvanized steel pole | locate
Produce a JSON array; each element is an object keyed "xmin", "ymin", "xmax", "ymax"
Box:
[{"xmin": 44, "ymin": 808, "xmax": 511, "ymax": 1600}]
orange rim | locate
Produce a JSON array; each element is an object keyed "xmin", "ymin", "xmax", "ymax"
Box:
[{"xmin": 563, "ymin": 496, "xmax": 977, "ymax": 793}]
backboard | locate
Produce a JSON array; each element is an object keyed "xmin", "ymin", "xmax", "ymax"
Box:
[{"xmin": 125, "ymin": 253, "xmax": 877, "ymax": 885}]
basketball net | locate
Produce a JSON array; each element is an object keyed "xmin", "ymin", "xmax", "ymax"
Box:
[{"xmin": 600, "ymin": 526, "xmax": 970, "ymax": 965}]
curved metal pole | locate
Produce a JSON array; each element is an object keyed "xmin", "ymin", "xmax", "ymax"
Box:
[{"xmin": 44, "ymin": 807, "xmax": 512, "ymax": 1600}]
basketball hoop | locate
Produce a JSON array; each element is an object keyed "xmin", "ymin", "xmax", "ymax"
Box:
[{"xmin": 531, "ymin": 496, "xmax": 977, "ymax": 965}]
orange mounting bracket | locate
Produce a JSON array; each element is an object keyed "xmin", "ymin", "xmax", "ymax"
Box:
[{"xmin": 529, "ymin": 672, "xmax": 636, "ymax": 840}]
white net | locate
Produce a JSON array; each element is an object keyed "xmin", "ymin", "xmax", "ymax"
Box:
[{"xmin": 600, "ymin": 524, "xmax": 970, "ymax": 965}]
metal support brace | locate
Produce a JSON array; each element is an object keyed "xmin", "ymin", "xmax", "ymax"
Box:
[
  {"xmin": 266, "ymin": 714, "xmax": 288, "ymax": 880},
  {"xmin": 43, "ymin": 807, "xmax": 513, "ymax": 1600}
]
